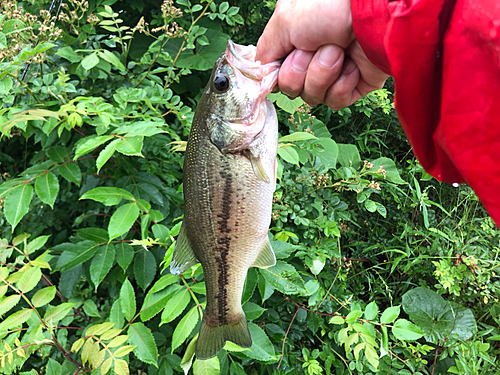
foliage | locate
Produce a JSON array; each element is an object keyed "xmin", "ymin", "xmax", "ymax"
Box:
[{"xmin": 0, "ymin": 0, "xmax": 499, "ymax": 375}]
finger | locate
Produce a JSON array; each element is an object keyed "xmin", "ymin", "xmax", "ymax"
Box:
[
  {"xmin": 277, "ymin": 49, "xmax": 314, "ymax": 99},
  {"xmin": 300, "ymin": 44, "xmax": 345, "ymax": 106},
  {"xmin": 347, "ymin": 41, "xmax": 389, "ymax": 93},
  {"xmin": 324, "ymin": 57, "xmax": 362, "ymax": 110}
]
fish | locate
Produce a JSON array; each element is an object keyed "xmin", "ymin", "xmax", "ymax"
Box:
[{"xmin": 170, "ymin": 40, "xmax": 281, "ymax": 360}]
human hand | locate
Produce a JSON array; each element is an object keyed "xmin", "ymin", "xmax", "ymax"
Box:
[{"xmin": 255, "ymin": 0, "xmax": 389, "ymax": 109}]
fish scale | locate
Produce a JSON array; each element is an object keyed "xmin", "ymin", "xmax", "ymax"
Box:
[{"xmin": 170, "ymin": 40, "xmax": 281, "ymax": 360}]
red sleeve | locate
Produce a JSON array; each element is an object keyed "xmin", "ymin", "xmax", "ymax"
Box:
[{"xmin": 351, "ymin": 0, "xmax": 500, "ymax": 225}]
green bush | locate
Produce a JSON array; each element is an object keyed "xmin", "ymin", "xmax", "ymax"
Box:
[{"xmin": 0, "ymin": 1, "xmax": 499, "ymax": 374}]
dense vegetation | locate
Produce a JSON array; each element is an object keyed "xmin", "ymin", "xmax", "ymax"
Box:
[{"xmin": 0, "ymin": 0, "xmax": 499, "ymax": 374}]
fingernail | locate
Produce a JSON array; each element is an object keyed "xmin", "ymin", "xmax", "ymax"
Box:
[
  {"xmin": 291, "ymin": 50, "xmax": 310, "ymax": 72},
  {"xmin": 318, "ymin": 45, "xmax": 341, "ymax": 68}
]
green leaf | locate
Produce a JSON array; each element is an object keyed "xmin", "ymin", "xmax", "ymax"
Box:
[
  {"xmin": 380, "ymin": 305, "xmax": 400, "ymax": 324},
  {"xmin": 193, "ymin": 357, "xmax": 220, "ymax": 375},
  {"xmin": 110, "ymin": 299, "xmax": 124, "ymax": 328},
  {"xmin": 402, "ymin": 287, "xmax": 476, "ymax": 343},
  {"xmin": 46, "ymin": 146, "xmax": 68, "ymax": 163},
  {"xmin": 242, "ymin": 268, "xmax": 258, "ymax": 304},
  {"xmin": 90, "ymin": 244, "xmax": 115, "ymax": 289},
  {"xmin": 0, "ymin": 76, "xmax": 13, "ymax": 94},
  {"xmin": 116, "ymin": 242, "xmax": 134, "ymax": 271},
  {"xmin": 371, "ymin": 157, "xmax": 406, "ymax": 184},
  {"xmin": 133, "ymin": 250, "xmax": 156, "ymax": 290},
  {"xmin": 77, "ymin": 227, "xmax": 108, "ymax": 242},
  {"xmin": 120, "ymin": 278, "xmax": 136, "ymax": 321},
  {"xmin": 116, "ymin": 135, "xmax": 144, "ymax": 156},
  {"xmin": 140, "ymin": 284, "xmax": 180, "ymax": 322},
  {"xmin": 96, "ymin": 139, "xmax": 119, "ymax": 172},
  {"xmin": 277, "ymin": 146, "xmax": 299, "ymax": 165},
  {"xmin": 86, "ymin": 322, "xmax": 116, "ymax": 336},
  {"xmin": 44, "ymin": 302, "xmax": 74, "ymax": 324},
  {"xmin": 243, "ymin": 301, "xmax": 266, "ymax": 320},
  {"xmin": 35, "ymin": 172, "xmax": 59, "ymax": 209},
  {"xmin": 32, "ymin": 286, "xmax": 57, "ymax": 307},
  {"xmin": 337, "ymin": 144, "xmax": 361, "ymax": 169},
  {"xmin": 364, "ymin": 199, "xmax": 377, "ymax": 213},
  {"xmin": 364, "ymin": 301, "xmax": 379, "ymax": 321},
  {"xmin": 0, "ymin": 308, "xmax": 33, "ymax": 331},
  {"xmin": 81, "ymin": 53, "xmax": 100, "ymax": 70},
  {"xmin": 392, "ymin": 319, "xmax": 424, "ymax": 341},
  {"xmin": 97, "ymin": 50, "xmax": 126, "ymax": 72},
  {"xmin": 80, "ymin": 187, "xmax": 135, "ymax": 206},
  {"xmin": 128, "ymin": 322, "xmax": 158, "ymax": 367},
  {"xmin": 329, "ymin": 315, "xmax": 345, "ymax": 325},
  {"xmin": 58, "ymin": 163, "xmax": 82, "ymax": 186},
  {"xmin": 56, "ymin": 241, "xmax": 100, "ymax": 272},
  {"xmin": 151, "ymin": 274, "xmax": 179, "ymax": 293},
  {"xmin": 74, "ymin": 135, "xmax": 114, "ymax": 159},
  {"xmin": 312, "ymin": 138, "xmax": 338, "ymax": 169},
  {"xmin": 278, "ymin": 132, "xmax": 317, "ymax": 143},
  {"xmin": 46, "ymin": 358, "xmax": 62, "ymax": 375},
  {"xmin": 0, "ymin": 294, "xmax": 21, "ymax": 316},
  {"xmin": 17, "ymin": 266, "xmax": 41, "ymax": 293},
  {"xmin": 268, "ymin": 92, "xmax": 304, "ymax": 114},
  {"xmin": 152, "ymin": 224, "xmax": 169, "ymax": 242},
  {"xmin": 56, "ymin": 46, "xmax": 81, "ymax": 63},
  {"xmin": 245, "ymin": 322, "xmax": 276, "ymax": 361},
  {"xmin": 108, "ymin": 202, "xmax": 140, "ymax": 240},
  {"xmin": 259, "ymin": 261, "xmax": 306, "ymax": 295},
  {"xmin": 4, "ymin": 183, "xmax": 33, "ymax": 230},
  {"xmin": 171, "ymin": 305, "xmax": 200, "ymax": 351},
  {"xmin": 160, "ymin": 287, "xmax": 190, "ymax": 324}
]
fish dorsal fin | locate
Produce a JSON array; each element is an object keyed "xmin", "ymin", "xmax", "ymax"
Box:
[
  {"xmin": 252, "ymin": 236, "xmax": 276, "ymax": 268},
  {"xmin": 170, "ymin": 224, "xmax": 199, "ymax": 275},
  {"xmin": 248, "ymin": 153, "xmax": 270, "ymax": 183}
]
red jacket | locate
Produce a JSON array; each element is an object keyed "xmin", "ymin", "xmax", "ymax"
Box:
[{"xmin": 351, "ymin": 0, "xmax": 500, "ymax": 224}]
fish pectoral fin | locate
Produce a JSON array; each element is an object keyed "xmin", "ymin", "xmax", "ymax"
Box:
[
  {"xmin": 170, "ymin": 224, "xmax": 199, "ymax": 275},
  {"xmin": 196, "ymin": 312, "xmax": 251, "ymax": 360},
  {"xmin": 248, "ymin": 152, "xmax": 270, "ymax": 183},
  {"xmin": 252, "ymin": 236, "xmax": 276, "ymax": 269}
]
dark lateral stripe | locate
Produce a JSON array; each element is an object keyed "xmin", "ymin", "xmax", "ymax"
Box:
[{"xmin": 216, "ymin": 162, "xmax": 233, "ymax": 323}]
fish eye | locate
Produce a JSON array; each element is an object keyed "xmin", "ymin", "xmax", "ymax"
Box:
[{"xmin": 213, "ymin": 74, "xmax": 230, "ymax": 93}]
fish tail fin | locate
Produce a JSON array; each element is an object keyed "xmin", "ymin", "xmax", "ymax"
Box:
[{"xmin": 196, "ymin": 313, "xmax": 251, "ymax": 360}]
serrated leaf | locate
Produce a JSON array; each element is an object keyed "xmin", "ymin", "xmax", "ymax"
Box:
[
  {"xmin": 133, "ymin": 250, "xmax": 156, "ymax": 290},
  {"xmin": 44, "ymin": 303, "xmax": 74, "ymax": 324},
  {"xmin": 71, "ymin": 338, "xmax": 85, "ymax": 353},
  {"xmin": 77, "ymin": 228, "xmax": 108, "ymax": 242},
  {"xmin": 108, "ymin": 334, "xmax": 129, "ymax": 348},
  {"xmin": 26, "ymin": 235, "xmax": 51, "ymax": 254},
  {"xmin": 108, "ymin": 203, "xmax": 140, "ymax": 241},
  {"xmin": 58, "ymin": 163, "xmax": 81, "ymax": 186},
  {"xmin": 242, "ymin": 301, "xmax": 266, "ymax": 320},
  {"xmin": 0, "ymin": 308, "xmax": 33, "ymax": 331},
  {"xmin": 100, "ymin": 357, "xmax": 113, "ymax": 375},
  {"xmin": 80, "ymin": 187, "xmax": 135, "ymax": 206},
  {"xmin": 4, "ymin": 183, "xmax": 33, "ymax": 230},
  {"xmin": 160, "ymin": 287, "xmax": 190, "ymax": 324},
  {"xmin": 74, "ymin": 135, "xmax": 114, "ymax": 159},
  {"xmin": 116, "ymin": 136, "xmax": 144, "ymax": 156},
  {"xmin": 81, "ymin": 337, "xmax": 94, "ymax": 365},
  {"xmin": 151, "ymin": 274, "xmax": 178, "ymax": 293},
  {"xmin": 120, "ymin": 279, "xmax": 136, "ymax": 321},
  {"xmin": 32, "ymin": 286, "xmax": 57, "ymax": 307},
  {"xmin": 56, "ymin": 241, "xmax": 100, "ymax": 272},
  {"xmin": 380, "ymin": 305, "xmax": 400, "ymax": 324},
  {"xmin": 193, "ymin": 357, "xmax": 220, "ymax": 375},
  {"xmin": 96, "ymin": 139, "xmax": 119, "ymax": 172},
  {"xmin": 100, "ymin": 328, "xmax": 122, "ymax": 341},
  {"xmin": 128, "ymin": 322, "xmax": 158, "ymax": 366},
  {"xmin": 17, "ymin": 266, "xmax": 41, "ymax": 293},
  {"xmin": 93, "ymin": 349, "xmax": 106, "ymax": 369},
  {"xmin": 140, "ymin": 284, "xmax": 179, "ymax": 322},
  {"xmin": 259, "ymin": 261, "xmax": 306, "ymax": 295},
  {"xmin": 0, "ymin": 295, "xmax": 21, "ymax": 316},
  {"xmin": 90, "ymin": 244, "xmax": 115, "ymax": 289},
  {"xmin": 245, "ymin": 323, "xmax": 276, "ymax": 361},
  {"xmin": 114, "ymin": 358, "xmax": 130, "ymax": 375},
  {"xmin": 86, "ymin": 322, "xmax": 116, "ymax": 337},
  {"xmin": 34, "ymin": 172, "xmax": 59, "ymax": 209},
  {"xmin": 113, "ymin": 344, "xmax": 136, "ymax": 357},
  {"xmin": 171, "ymin": 305, "xmax": 199, "ymax": 351},
  {"xmin": 116, "ymin": 243, "xmax": 134, "ymax": 271}
]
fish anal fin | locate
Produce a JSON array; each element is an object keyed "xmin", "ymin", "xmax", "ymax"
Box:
[
  {"xmin": 170, "ymin": 224, "xmax": 199, "ymax": 275},
  {"xmin": 196, "ymin": 313, "xmax": 251, "ymax": 360},
  {"xmin": 252, "ymin": 236, "xmax": 276, "ymax": 269},
  {"xmin": 249, "ymin": 153, "xmax": 270, "ymax": 183}
]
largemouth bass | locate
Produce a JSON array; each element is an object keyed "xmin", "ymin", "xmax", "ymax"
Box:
[{"xmin": 170, "ymin": 40, "xmax": 281, "ymax": 360}]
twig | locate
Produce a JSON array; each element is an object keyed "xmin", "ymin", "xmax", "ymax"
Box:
[{"xmin": 277, "ymin": 305, "xmax": 299, "ymax": 369}]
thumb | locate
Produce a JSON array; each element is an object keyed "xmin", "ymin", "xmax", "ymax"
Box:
[{"xmin": 255, "ymin": 8, "xmax": 293, "ymax": 64}]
